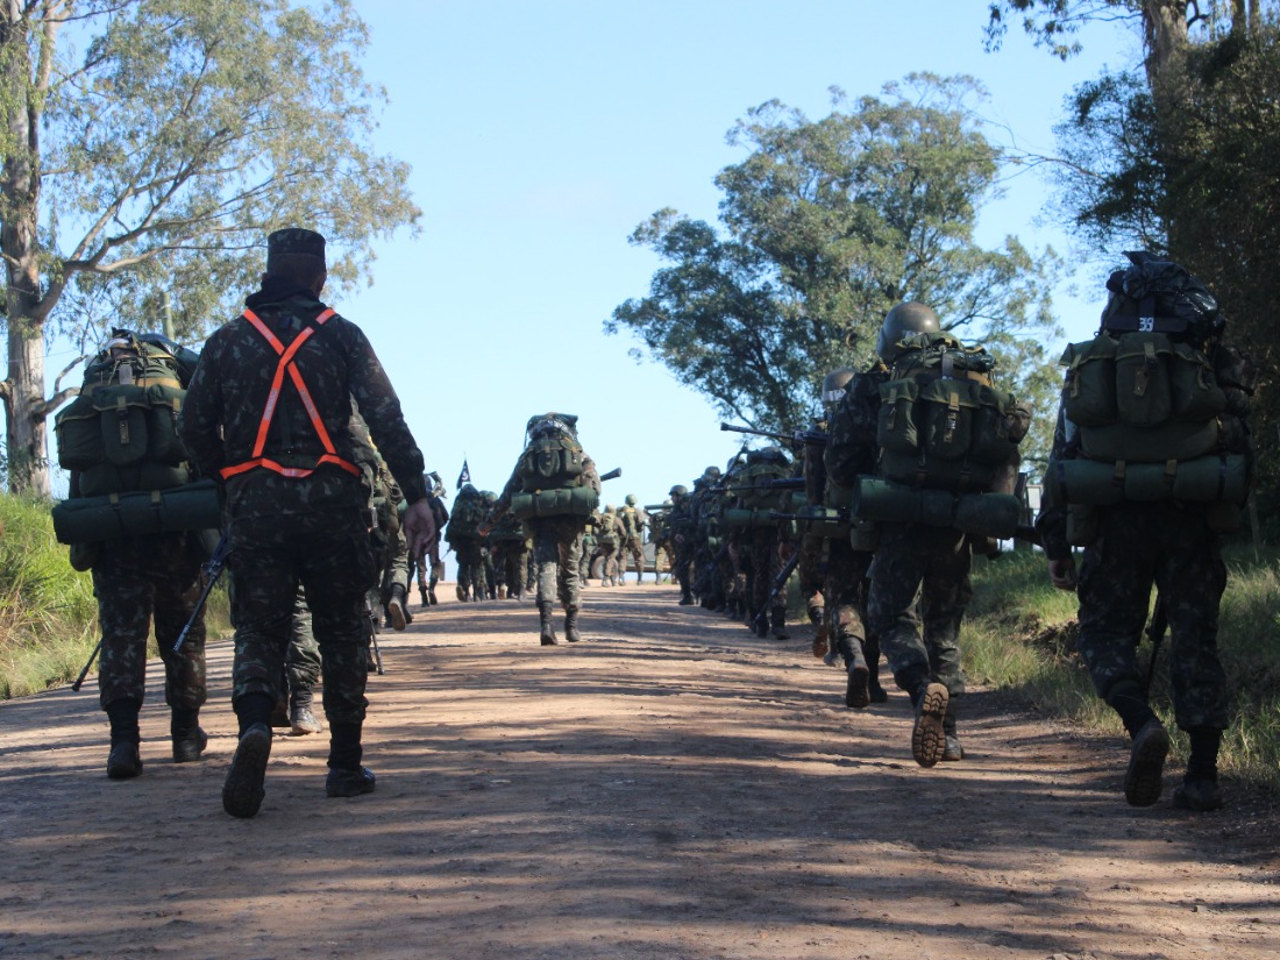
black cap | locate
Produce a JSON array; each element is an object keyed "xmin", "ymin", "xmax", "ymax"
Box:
[{"xmin": 267, "ymin": 228, "xmax": 326, "ymax": 270}]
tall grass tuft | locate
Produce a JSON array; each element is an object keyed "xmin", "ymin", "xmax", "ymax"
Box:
[
  {"xmin": 0, "ymin": 494, "xmax": 230, "ymax": 700},
  {"xmin": 0, "ymin": 496, "xmax": 99, "ymax": 698}
]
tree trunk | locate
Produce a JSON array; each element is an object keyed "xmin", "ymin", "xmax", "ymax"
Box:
[{"xmin": 0, "ymin": 2, "xmax": 51, "ymax": 497}]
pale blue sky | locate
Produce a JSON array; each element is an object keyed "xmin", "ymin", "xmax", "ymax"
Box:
[{"xmin": 50, "ymin": 0, "xmax": 1140, "ymax": 511}]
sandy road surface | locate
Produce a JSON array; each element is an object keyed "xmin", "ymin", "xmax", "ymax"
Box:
[{"xmin": 1, "ymin": 583, "xmax": 1278, "ymax": 960}]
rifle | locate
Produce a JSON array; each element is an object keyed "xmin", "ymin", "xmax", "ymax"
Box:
[
  {"xmin": 769, "ymin": 506, "xmax": 850, "ymax": 523},
  {"xmin": 752, "ymin": 548, "xmax": 802, "ymax": 635},
  {"xmin": 720, "ymin": 422, "xmax": 828, "ymax": 447},
  {"xmin": 365, "ymin": 595, "xmax": 385, "ymax": 676},
  {"xmin": 717, "ymin": 476, "xmax": 805, "ymax": 493},
  {"xmin": 599, "ymin": 467, "xmax": 622, "ymax": 482},
  {"xmin": 70, "ymin": 638, "xmax": 103, "ymax": 692},
  {"xmin": 1143, "ymin": 595, "xmax": 1167, "ymax": 696},
  {"xmin": 172, "ymin": 532, "xmax": 231, "ymax": 654}
]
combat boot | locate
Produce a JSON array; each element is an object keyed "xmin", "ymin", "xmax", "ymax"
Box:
[
  {"xmin": 942, "ymin": 710, "xmax": 964, "ymax": 761},
  {"xmin": 106, "ymin": 697, "xmax": 142, "ymax": 779},
  {"xmin": 222, "ymin": 722, "xmax": 272, "ymax": 818},
  {"xmin": 326, "ymin": 765, "xmax": 376, "ymax": 798},
  {"xmin": 770, "ymin": 605, "xmax": 789, "ymax": 640},
  {"xmin": 1173, "ymin": 777, "xmax": 1223, "ymax": 811},
  {"xmin": 290, "ymin": 699, "xmax": 324, "ymax": 735},
  {"xmin": 269, "ymin": 696, "xmax": 290, "ymax": 729},
  {"xmin": 1174, "ymin": 727, "xmax": 1222, "ymax": 811},
  {"xmin": 843, "ymin": 636, "xmax": 870, "ymax": 709},
  {"xmin": 428, "ymin": 584, "xmax": 438, "ymax": 605},
  {"xmin": 911, "ymin": 682, "xmax": 949, "ymax": 768},
  {"xmin": 386, "ymin": 585, "xmax": 408, "ymax": 631},
  {"xmin": 171, "ymin": 708, "xmax": 208, "ymax": 763},
  {"xmin": 538, "ymin": 604, "xmax": 559, "ymax": 646},
  {"xmin": 455, "ymin": 584, "xmax": 467, "ymax": 603},
  {"xmin": 866, "ymin": 636, "xmax": 889, "ymax": 703},
  {"xmin": 564, "ymin": 606, "xmax": 582, "ymax": 643},
  {"xmin": 497, "ymin": 585, "xmax": 507, "ymax": 600},
  {"xmin": 1124, "ymin": 717, "xmax": 1169, "ymax": 807},
  {"xmin": 679, "ymin": 590, "xmax": 694, "ymax": 606},
  {"xmin": 419, "ymin": 585, "xmax": 429, "ymax": 607}
]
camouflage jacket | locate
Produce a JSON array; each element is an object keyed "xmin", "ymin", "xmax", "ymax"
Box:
[
  {"xmin": 182, "ymin": 285, "xmax": 427, "ymax": 518},
  {"xmin": 823, "ymin": 362, "xmax": 889, "ymax": 491}
]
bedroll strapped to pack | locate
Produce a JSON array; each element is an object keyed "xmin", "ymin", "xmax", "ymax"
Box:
[
  {"xmin": 1100, "ymin": 251, "xmax": 1220, "ymax": 338},
  {"xmin": 852, "ymin": 477, "xmax": 1021, "ymax": 540},
  {"xmin": 1045, "ymin": 453, "xmax": 1248, "ymax": 507},
  {"xmin": 875, "ymin": 333, "xmax": 1024, "ymax": 494},
  {"xmin": 54, "ymin": 330, "xmax": 193, "ymax": 481},
  {"xmin": 510, "ymin": 486, "xmax": 599, "ymax": 520},
  {"xmin": 51, "ymin": 479, "xmax": 222, "ymax": 544}
]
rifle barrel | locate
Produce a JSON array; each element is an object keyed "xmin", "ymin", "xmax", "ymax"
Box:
[{"xmin": 599, "ymin": 467, "xmax": 622, "ymax": 482}]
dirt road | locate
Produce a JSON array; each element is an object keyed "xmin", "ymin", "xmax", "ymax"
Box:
[{"xmin": 2, "ymin": 583, "xmax": 1277, "ymax": 960}]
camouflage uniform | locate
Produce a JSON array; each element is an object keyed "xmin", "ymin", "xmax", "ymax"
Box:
[
  {"xmin": 1038, "ymin": 331, "xmax": 1253, "ymax": 809},
  {"xmin": 182, "ymin": 256, "xmax": 429, "ymax": 809},
  {"xmin": 618, "ymin": 500, "xmax": 648, "ymax": 583},
  {"xmin": 490, "ymin": 510, "xmax": 531, "ymax": 599},
  {"xmin": 578, "ymin": 511, "xmax": 598, "ymax": 585},
  {"xmin": 489, "ymin": 417, "xmax": 601, "ymax": 643},
  {"xmin": 595, "ymin": 507, "xmax": 622, "ymax": 586},
  {"xmin": 445, "ymin": 485, "xmax": 488, "ymax": 601},
  {"xmin": 667, "ymin": 488, "xmax": 696, "ymax": 603}
]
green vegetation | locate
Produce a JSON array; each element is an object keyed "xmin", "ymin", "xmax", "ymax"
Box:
[
  {"xmin": 0, "ymin": 495, "xmax": 228, "ymax": 700},
  {"xmin": 965, "ymin": 541, "xmax": 1280, "ymax": 793}
]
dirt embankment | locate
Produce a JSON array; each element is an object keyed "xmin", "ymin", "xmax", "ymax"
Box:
[{"xmin": 1, "ymin": 584, "xmax": 1277, "ymax": 960}]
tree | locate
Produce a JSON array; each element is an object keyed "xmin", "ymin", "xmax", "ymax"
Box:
[
  {"xmin": 607, "ymin": 75, "xmax": 1061, "ymax": 464},
  {"xmin": 988, "ymin": 1, "xmax": 1280, "ymax": 503},
  {"xmin": 0, "ymin": 0, "xmax": 419, "ymax": 496}
]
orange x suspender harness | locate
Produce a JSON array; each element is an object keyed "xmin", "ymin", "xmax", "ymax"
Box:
[{"xmin": 219, "ymin": 307, "xmax": 360, "ymax": 481}]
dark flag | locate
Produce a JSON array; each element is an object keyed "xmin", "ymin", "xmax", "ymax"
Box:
[{"xmin": 456, "ymin": 459, "xmax": 470, "ymax": 490}]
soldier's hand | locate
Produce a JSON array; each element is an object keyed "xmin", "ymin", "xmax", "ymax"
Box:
[
  {"xmin": 404, "ymin": 498, "xmax": 438, "ymax": 563},
  {"xmin": 1048, "ymin": 556, "xmax": 1077, "ymax": 592}
]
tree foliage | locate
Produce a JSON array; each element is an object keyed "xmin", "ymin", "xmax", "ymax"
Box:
[
  {"xmin": 0, "ymin": 0, "xmax": 419, "ymax": 494},
  {"xmin": 608, "ymin": 75, "xmax": 1061, "ymax": 464}
]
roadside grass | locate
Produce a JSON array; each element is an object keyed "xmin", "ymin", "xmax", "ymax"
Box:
[
  {"xmin": 0, "ymin": 494, "xmax": 229, "ymax": 700},
  {"xmin": 965, "ymin": 541, "xmax": 1280, "ymax": 793}
]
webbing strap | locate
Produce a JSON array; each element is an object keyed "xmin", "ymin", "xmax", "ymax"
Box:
[{"xmin": 220, "ymin": 307, "xmax": 358, "ymax": 480}]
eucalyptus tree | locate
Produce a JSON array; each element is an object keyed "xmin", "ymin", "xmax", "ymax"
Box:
[{"xmin": 0, "ymin": 0, "xmax": 418, "ymax": 495}]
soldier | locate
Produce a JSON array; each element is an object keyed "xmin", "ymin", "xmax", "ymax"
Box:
[
  {"xmin": 667, "ymin": 484, "xmax": 696, "ymax": 604},
  {"xmin": 181, "ymin": 227, "xmax": 437, "ymax": 818},
  {"xmin": 483, "ymin": 413, "xmax": 601, "ymax": 645},
  {"xmin": 445, "ymin": 483, "xmax": 488, "ymax": 601},
  {"xmin": 828, "ymin": 303, "xmax": 1028, "ymax": 766},
  {"xmin": 617, "ymin": 494, "xmax": 648, "ymax": 584},
  {"xmin": 409, "ymin": 471, "xmax": 447, "ymax": 607},
  {"xmin": 647, "ymin": 499, "xmax": 674, "ymax": 583},
  {"xmin": 578, "ymin": 508, "xmax": 599, "ymax": 586},
  {"xmin": 1036, "ymin": 253, "xmax": 1253, "ymax": 811},
  {"xmin": 283, "ymin": 588, "xmax": 324, "ymax": 735},
  {"xmin": 58, "ymin": 331, "xmax": 210, "ymax": 778},
  {"xmin": 489, "ymin": 506, "xmax": 531, "ymax": 600},
  {"xmin": 596, "ymin": 504, "xmax": 622, "ymax": 586}
]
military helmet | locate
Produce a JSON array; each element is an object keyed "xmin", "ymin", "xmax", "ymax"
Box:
[
  {"xmin": 821, "ymin": 367, "xmax": 855, "ymax": 412},
  {"xmin": 605, "ymin": 504, "xmax": 616, "ymax": 514},
  {"xmin": 526, "ymin": 411, "xmax": 579, "ymax": 438},
  {"xmin": 876, "ymin": 302, "xmax": 940, "ymax": 359},
  {"xmin": 625, "ymin": 493, "xmax": 637, "ymax": 506},
  {"xmin": 702, "ymin": 465, "xmax": 722, "ymax": 481},
  {"xmin": 669, "ymin": 484, "xmax": 688, "ymax": 498}
]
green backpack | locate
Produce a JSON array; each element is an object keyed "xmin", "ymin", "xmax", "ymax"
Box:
[
  {"xmin": 445, "ymin": 487, "xmax": 487, "ymax": 540},
  {"xmin": 517, "ymin": 428, "xmax": 586, "ymax": 491},
  {"xmin": 54, "ymin": 330, "xmax": 198, "ymax": 497},
  {"xmin": 875, "ymin": 332, "xmax": 1024, "ymax": 494}
]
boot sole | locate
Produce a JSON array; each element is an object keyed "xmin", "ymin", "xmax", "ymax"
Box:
[
  {"xmin": 172, "ymin": 728, "xmax": 209, "ymax": 763},
  {"xmin": 912, "ymin": 683, "xmax": 949, "ymax": 768},
  {"xmin": 222, "ymin": 725, "xmax": 271, "ymax": 819},
  {"xmin": 387, "ymin": 598, "xmax": 407, "ymax": 631},
  {"xmin": 1124, "ymin": 721, "xmax": 1169, "ymax": 807}
]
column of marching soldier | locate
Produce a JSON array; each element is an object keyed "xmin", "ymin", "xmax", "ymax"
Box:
[{"xmin": 55, "ymin": 234, "xmax": 1251, "ymax": 818}]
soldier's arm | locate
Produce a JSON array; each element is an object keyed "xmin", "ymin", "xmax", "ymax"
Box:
[{"xmin": 1034, "ymin": 393, "xmax": 1074, "ymax": 564}]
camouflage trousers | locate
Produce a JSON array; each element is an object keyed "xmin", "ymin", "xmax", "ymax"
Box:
[
  {"xmin": 452, "ymin": 537, "xmax": 488, "ymax": 600},
  {"xmin": 798, "ymin": 532, "xmax": 825, "ymax": 617},
  {"xmin": 377, "ymin": 524, "xmax": 410, "ymax": 606},
  {"xmin": 288, "ymin": 587, "xmax": 322, "ymax": 705},
  {"xmin": 824, "ymin": 537, "xmax": 874, "ymax": 653},
  {"xmin": 492, "ymin": 540, "xmax": 530, "ymax": 595},
  {"xmin": 867, "ymin": 522, "xmax": 970, "ymax": 698},
  {"xmin": 227, "ymin": 505, "xmax": 377, "ymax": 726},
  {"xmin": 596, "ymin": 542, "xmax": 619, "ymax": 581},
  {"xmin": 531, "ymin": 517, "xmax": 585, "ymax": 609},
  {"xmin": 620, "ymin": 537, "xmax": 645, "ymax": 582},
  {"xmin": 672, "ymin": 539, "xmax": 695, "ymax": 596},
  {"xmin": 92, "ymin": 533, "xmax": 207, "ymax": 711},
  {"xmin": 1076, "ymin": 502, "xmax": 1229, "ymax": 730},
  {"xmin": 746, "ymin": 526, "xmax": 782, "ymax": 615}
]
